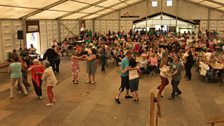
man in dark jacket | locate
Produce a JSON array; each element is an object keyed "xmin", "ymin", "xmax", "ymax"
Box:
[{"xmin": 43, "ymin": 45, "xmax": 59, "ymax": 72}]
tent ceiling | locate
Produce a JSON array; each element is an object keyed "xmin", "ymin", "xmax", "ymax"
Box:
[
  {"xmin": 49, "ymin": 1, "xmax": 89, "ymax": 12},
  {"xmin": 63, "ymin": 13, "xmax": 87, "ymax": 19},
  {"xmin": 28, "ymin": 11, "xmax": 68, "ymax": 19},
  {"xmin": 83, "ymin": 14, "xmax": 101, "ymax": 19},
  {"xmin": 80, "ymin": 6, "xmax": 104, "ymax": 13},
  {"xmin": 0, "ymin": 0, "xmax": 223, "ymax": 19},
  {"xmin": 0, "ymin": 6, "xmax": 35, "ymax": 19},
  {"xmin": 186, "ymin": 0, "xmax": 224, "ymax": 12},
  {"xmin": 0, "ymin": 0, "xmax": 58, "ymax": 9},
  {"xmin": 96, "ymin": 9, "xmax": 114, "ymax": 15},
  {"xmin": 75, "ymin": 0, "xmax": 101, "ymax": 4},
  {"xmin": 98, "ymin": 0, "xmax": 121, "ymax": 7}
]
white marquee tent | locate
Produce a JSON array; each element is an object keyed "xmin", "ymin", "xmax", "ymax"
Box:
[
  {"xmin": 0, "ymin": 0, "xmax": 223, "ymax": 19},
  {"xmin": 0, "ymin": 0, "xmax": 223, "ymax": 63}
]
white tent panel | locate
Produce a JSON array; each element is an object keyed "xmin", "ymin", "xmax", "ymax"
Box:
[
  {"xmin": 219, "ymin": 7, "xmax": 224, "ymax": 11},
  {"xmin": 0, "ymin": 6, "xmax": 35, "ymax": 18},
  {"xmin": 189, "ymin": 0, "xmax": 204, "ymax": 3},
  {"xmin": 50, "ymin": 1, "xmax": 88, "ymax": 12},
  {"xmin": 98, "ymin": 0, "xmax": 121, "ymax": 7},
  {"xmin": 85, "ymin": 20, "xmax": 93, "ymax": 31},
  {"xmin": 67, "ymin": 20, "xmax": 73, "ymax": 28},
  {"xmin": 75, "ymin": 0, "xmax": 101, "ymax": 4},
  {"xmin": 0, "ymin": 0, "xmax": 59, "ymax": 8},
  {"xmin": 106, "ymin": 21, "xmax": 113, "ymax": 32},
  {"xmin": 94, "ymin": 20, "xmax": 100, "ymax": 32},
  {"xmin": 200, "ymin": 21, "xmax": 207, "ymax": 30},
  {"xmin": 12, "ymin": 21, "xmax": 23, "ymax": 49},
  {"xmin": 100, "ymin": 20, "xmax": 106, "ymax": 33},
  {"xmin": 96, "ymin": 9, "xmax": 113, "ymax": 15},
  {"xmin": 200, "ymin": 1, "xmax": 222, "ymax": 8},
  {"xmin": 83, "ymin": 14, "xmax": 101, "ymax": 19},
  {"xmin": 39, "ymin": 20, "xmax": 47, "ymax": 49},
  {"xmin": 120, "ymin": 21, "xmax": 126, "ymax": 31},
  {"xmin": 126, "ymin": 0, "xmax": 141, "ymax": 4},
  {"xmin": 111, "ymin": 3, "xmax": 128, "ymax": 10},
  {"xmin": 217, "ymin": 21, "xmax": 224, "ymax": 34},
  {"xmin": 1, "ymin": 21, "xmax": 14, "ymax": 61},
  {"xmin": 213, "ymin": 0, "xmax": 224, "ymax": 3},
  {"xmin": 28, "ymin": 11, "xmax": 67, "ymax": 19},
  {"xmin": 63, "ymin": 13, "xmax": 87, "ymax": 19},
  {"xmin": 52, "ymin": 20, "xmax": 58, "ymax": 41},
  {"xmin": 74, "ymin": 20, "xmax": 80, "ymax": 35},
  {"xmin": 47, "ymin": 20, "xmax": 53, "ymax": 43},
  {"xmin": 113, "ymin": 21, "xmax": 119, "ymax": 32},
  {"xmin": 80, "ymin": 6, "xmax": 104, "ymax": 13},
  {"xmin": 210, "ymin": 21, "xmax": 217, "ymax": 30},
  {"xmin": 152, "ymin": 15, "xmax": 173, "ymax": 20},
  {"xmin": 126, "ymin": 21, "xmax": 133, "ymax": 32}
]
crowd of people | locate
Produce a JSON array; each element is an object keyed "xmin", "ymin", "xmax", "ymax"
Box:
[{"xmin": 7, "ymin": 28, "xmax": 224, "ymax": 106}]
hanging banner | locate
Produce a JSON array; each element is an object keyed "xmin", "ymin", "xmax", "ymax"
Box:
[{"xmin": 26, "ymin": 20, "xmax": 40, "ymax": 33}]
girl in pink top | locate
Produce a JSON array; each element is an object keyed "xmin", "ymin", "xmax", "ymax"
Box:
[
  {"xmin": 148, "ymin": 54, "xmax": 158, "ymax": 67},
  {"xmin": 71, "ymin": 51, "xmax": 83, "ymax": 84},
  {"xmin": 147, "ymin": 53, "xmax": 158, "ymax": 75}
]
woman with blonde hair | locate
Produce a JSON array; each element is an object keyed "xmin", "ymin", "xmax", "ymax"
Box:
[
  {"xmin": 28, "ymin": 59, "xmax": 44, "ymax": 99},
  {"xmin": 157, "ymin": 54, "xmax": 170, "ymax": 97},
  {"xmin": 42, "ymin": 61, "xmax": 57, "ymax": 106}
]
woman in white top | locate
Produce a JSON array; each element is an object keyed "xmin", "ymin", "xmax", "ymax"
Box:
[
  {"xmin": 42, "ymin": 61, "xmax": 57, "ymax": 106},
  {"xmin": 122, "ymin": 58, "xmax": 141, "ymax": 103},
  {"xmin": 157, "ymin": 55, "xmax": 170, "ymax": 97}
]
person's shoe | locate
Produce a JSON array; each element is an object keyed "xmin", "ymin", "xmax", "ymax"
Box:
[
  {"xmin": 168, "ymin": 97, "xmax": 175, "ymax": 100},
  {"xmin": 24, "ymin": 93, "xmax": 28, "ymax": 96},
  {"xmin": 74, "ymin": 80, "xmax": 79, "ymax": 84},
  {"xmin": 86, "ymin": 81, "xmax": 91, "ymax": 84},
  {"xmin": 39, "ymin": 96, "xmax": 43, "ymax": 100},
  {"xmin": 53, "ymin": 98, "xmax": 56, "ymax": 103},
  {"xmin": 176, "ymin": 92, "xmax": 182, "ymax": 96},
  {"xmin": 10, "ymin": 96, "xmax": 14, "ymax": 99},
  {"xmin": 134, "ymin": 99, "xmax": 139, "ymax": 103},
  {"xmin": 46, "ymin": 103, "xmax": 54, "ymax": 107},
  {"xmin": 186, "ymin": 79, "xmax": 191, "ymax": 81},
  {"xmin": 125, "ymin": 95, "xmax": 133, "ymax": 99},
  {"xmin": 91, "ymin": 81, "xmax": 96, "ymax": 84},
  {"xmin": 115, "ymin": 98, "xmax": 121, "ymax": 104}
]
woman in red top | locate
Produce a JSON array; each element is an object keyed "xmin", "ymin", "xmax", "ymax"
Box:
[{"xmin": 28, "ymin": 59, "xmax": 44, "ymax": 99}]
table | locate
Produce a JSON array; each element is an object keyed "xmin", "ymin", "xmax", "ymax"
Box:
[
  {"xmin": 136, "ymin": 56, "xmax": 143, "ymax": 63},
  {"xmin": 208, "ymin": 63, "xmax": 224, "ymax": 83},
  {"xmin": 208, "ymin": 63, "xmax": 224, "ymax": 70}
]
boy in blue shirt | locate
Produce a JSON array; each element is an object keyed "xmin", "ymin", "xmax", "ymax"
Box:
[{"xmin": 115, "ymin": 51, "xmax": 133, "ymax": 104}]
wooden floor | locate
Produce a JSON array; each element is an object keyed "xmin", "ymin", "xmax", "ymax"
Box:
[{"xmin": 0, "ymin": 57, "xmax": 224, "ymax": 126}]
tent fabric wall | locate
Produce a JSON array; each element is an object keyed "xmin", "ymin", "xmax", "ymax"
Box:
[
  {"xmin": 85, "ymin": 20, "xmax": 93, "ymax": 31},
  {"xmin": 98, "ymin": 0, "xmax": 224, "ymax": 34},
  {"xmin": 39, "ymin": 20, "xmax": 58, "ymax": 54},
  {"xmin": 60, "ymin": 20, "xmax": 79, "ymax": 41},
  {"xmin": 0, "ymin": 20, "xmax": 23, "ymax": 63},
  {"xmin": 39, "ymin": 20, "xmax": 48, "ymax": 54},
  {"xmin": 94, "ymin": 20, "xmax": 132, "ymax": 33}
]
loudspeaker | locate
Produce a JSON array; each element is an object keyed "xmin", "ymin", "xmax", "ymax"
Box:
[{"xmin": 17, "ymin": 30, "xmax": 23, "ymax": 39}]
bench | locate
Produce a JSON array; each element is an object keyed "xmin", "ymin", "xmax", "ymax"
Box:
[{"xmin": 207, "ymin": 117, "xmax": 224, "ymax": 126}]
